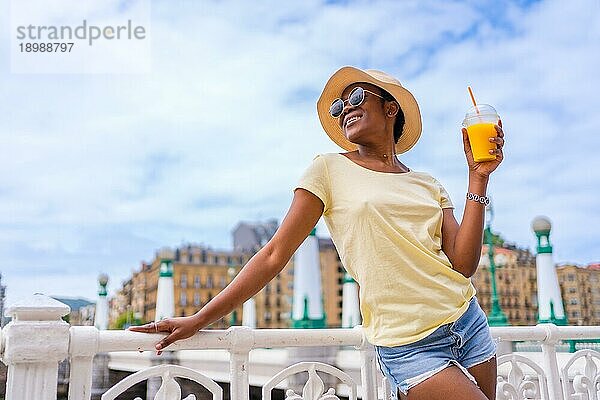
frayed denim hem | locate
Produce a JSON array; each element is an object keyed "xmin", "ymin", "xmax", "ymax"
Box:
[
  {"xmin": 400, "ymin": 360, "xmax": 479, "ymax": 395},
  {"xmin": 462, "ymin": 349, "xmax": 497, "ymax": 370}
]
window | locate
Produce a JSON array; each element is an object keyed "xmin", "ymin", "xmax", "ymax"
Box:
[
  {"xmin": 180, "ymin": 274, "xmax": 187, "ymax": 288},
  {"xmin": 194, "ymin": 275, "xmax": 200, "ymax": 288},
  {"xmin": 568, "ymin": 274, "xmax": 576, "ymax": 282},
  {"xmin": 201, "ymin": 250, "xmax": 207, "ymax": 263},
  {"xmin": 569, "ymin": 288, "xmax": 577, "ymax": 293},
  {"xmin": 227, "ymin": 256, "xmax": 232, "ymax": 265},
  {"xmin": 180, "ymin": 292, "xmax": 187, "ymax": 306},
  {"xmin": 220, "ymin": 276, "xmax": 226, "ymax": 288},
  {"xmin": 206, "ymin": 275, "xmax": 214, "ymax": 289},
  {"xmin": 188, "ymin": 253, "xmax": 193, "ymax": 264},
  {"xmin": 213, "ymin": 255, "xmax": 219, "ymax": 264},
  {"xmin": 570, "ymin": 298, "xmax": 579, "ymax": 305},
  {"xmin": 194, "ymin": 292, "xmax": 201, "ymax": 306}
]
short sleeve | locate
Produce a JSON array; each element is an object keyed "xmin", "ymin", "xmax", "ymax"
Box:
[
  {"xmin": 294, "ymin": 154, "xmax": 331, "ymax": 213},
  {"xmin": 433, "ymin": 177, "xmax": 454, "ymax": 209}
]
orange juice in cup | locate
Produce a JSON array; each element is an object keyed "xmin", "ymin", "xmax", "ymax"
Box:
[{"xmin": 463, "ymin": 104, "xmax": 499, "ymax": 162}]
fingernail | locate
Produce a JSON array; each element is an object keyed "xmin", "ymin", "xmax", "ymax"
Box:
[{"xmin": 156, "ymin": 344, "xmax": 162, "ymax": 350}]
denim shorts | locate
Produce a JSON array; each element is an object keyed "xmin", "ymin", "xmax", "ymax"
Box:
[{"xmin": 375, "ymin": 297, "xmax": 497, "ymax": 397}]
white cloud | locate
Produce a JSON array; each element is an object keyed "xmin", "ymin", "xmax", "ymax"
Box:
[{"xmin": 0, "ymin": 0, "xmax": 598, "ymax": 305}]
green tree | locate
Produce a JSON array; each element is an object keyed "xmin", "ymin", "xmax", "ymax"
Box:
[
  {"xmin": 112, "ymin": 310, "xmax": 143, "ymax": 329},
  {"xmin": 489, "ymin": 231, "xmax": 505, "ymax": 246}
]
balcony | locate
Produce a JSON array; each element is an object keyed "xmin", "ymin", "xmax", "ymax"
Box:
[{"xmin": 2, "ymin": 294, "xmax": 600, "ymax": 400}]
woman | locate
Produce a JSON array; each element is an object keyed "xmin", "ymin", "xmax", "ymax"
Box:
[{"xmin": 130, "ymin": 67, "xmax": 505, "ymax": 400}]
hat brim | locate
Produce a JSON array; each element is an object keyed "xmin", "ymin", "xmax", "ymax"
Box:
[{"xmin": 317, "ymin": 66, "xmax": 422, "ymax": 154}]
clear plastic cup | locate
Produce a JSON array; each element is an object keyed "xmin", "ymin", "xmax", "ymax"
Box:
[{"xmin": 462, "ymin": 104, "xmax": 499, "ymax": 163}]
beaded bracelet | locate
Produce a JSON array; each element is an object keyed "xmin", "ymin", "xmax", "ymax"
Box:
[{"xmin": 466, "ymin": 192, "xmax": 490, "ymax": 206}]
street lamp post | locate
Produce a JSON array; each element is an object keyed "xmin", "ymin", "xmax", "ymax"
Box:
[{"xmin": 485, "ymin": 202, "xmax": 509, "ymax": 326}]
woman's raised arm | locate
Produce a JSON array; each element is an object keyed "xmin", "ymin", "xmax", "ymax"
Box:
[{"xmin": 441, "ymin": 122, "xmax": 505, "ymax": 278}]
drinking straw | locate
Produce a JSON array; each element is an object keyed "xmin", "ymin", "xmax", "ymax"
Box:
[{"xmin": 467, "ymin": 86, "xmax": 480, "ymax": 114}]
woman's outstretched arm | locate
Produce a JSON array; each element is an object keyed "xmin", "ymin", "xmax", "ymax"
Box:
[
  {"xmin": 441, "ymin": 121, "xmax": 505, "ymax": 278},
  {"xmin": 129, "ymin": 188, "xmax": 324, "ymax": 352}
]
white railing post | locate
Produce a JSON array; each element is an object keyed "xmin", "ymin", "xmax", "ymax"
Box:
[
  {"xmin": 355, "ymin": 326, "xmax": 378, "ymax": 400},
  {"xmin": 0, "ymin": 294, "xmax": 70, "ymax": 400},
  {"xmin": 540, "ymin": 323, "xmax": 564, "ymax": 400},
  {"xmin": 228, "ymin": 326, "xmax": 253, "ymax": 400},
  {"xmin": 68, "ymin": 326, "xmax": 99, "ymax": 400}
]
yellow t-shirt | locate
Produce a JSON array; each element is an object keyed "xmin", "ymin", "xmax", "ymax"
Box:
[{"xmin": 294, "ymin": 153, "xmax": 476, "ymax": 347}]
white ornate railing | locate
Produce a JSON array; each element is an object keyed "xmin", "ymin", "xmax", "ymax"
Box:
[
  {"xmin": 102, "ymin": 364, "xmax": 223, "ymax": 400},
  {"xmin": 2, "ymin": 294, "xmax": 600, "ymax": 400}
]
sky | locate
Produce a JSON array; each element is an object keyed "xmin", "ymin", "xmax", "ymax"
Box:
[{"xmin": 1, "ymin": 0, "xmax": 599, "ymax": 307}]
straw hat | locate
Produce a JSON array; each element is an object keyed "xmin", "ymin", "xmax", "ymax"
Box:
[{"xmin": 317, "ymin": 66, "xmax": 422, "ymax": 154}]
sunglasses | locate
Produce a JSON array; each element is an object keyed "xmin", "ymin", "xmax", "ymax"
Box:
[{"xmin": 329, "ymin": 86, "xmax": 385, "ymax": 118}]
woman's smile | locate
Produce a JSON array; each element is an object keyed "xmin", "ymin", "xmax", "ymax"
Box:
[
  {"xmin": 342, "ymin": 111, "xmax": 364, "ymax": 133},
  {"xmin": 345, "ymin": 115, "xmax": 362, "ymax": 128}
]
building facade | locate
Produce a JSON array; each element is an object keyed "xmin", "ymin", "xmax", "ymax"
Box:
[
  {"xmin": 319, "ymin": 238, "xmax": 347, "ymax": 328},
  {"xmin": 557, "ymin": 264, "xmax": 600, "ymax": 326},
  {"xmin": 232, "ymin": 219, "xmax": 278, "ymax": 253},
  {"xmin": 472, "ymin": 244, "xmax": 600, "ymax": 327},
  {"xmin": 471, "ymin": 244, "xmax": 538, "ymax": 326},
  {"xmin": 110, "ymin": 237, "xmax": 348, "ymax": 329}
]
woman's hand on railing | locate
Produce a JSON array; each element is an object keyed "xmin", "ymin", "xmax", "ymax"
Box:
[{"xmin": 128, "ymin": 317, "xmax": 203, "ymax": 355}]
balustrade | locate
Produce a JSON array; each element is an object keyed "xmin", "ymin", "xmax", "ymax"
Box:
[{"xmin": 2, "ymin": 294, "xmax": 600, "ymax": 400}]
